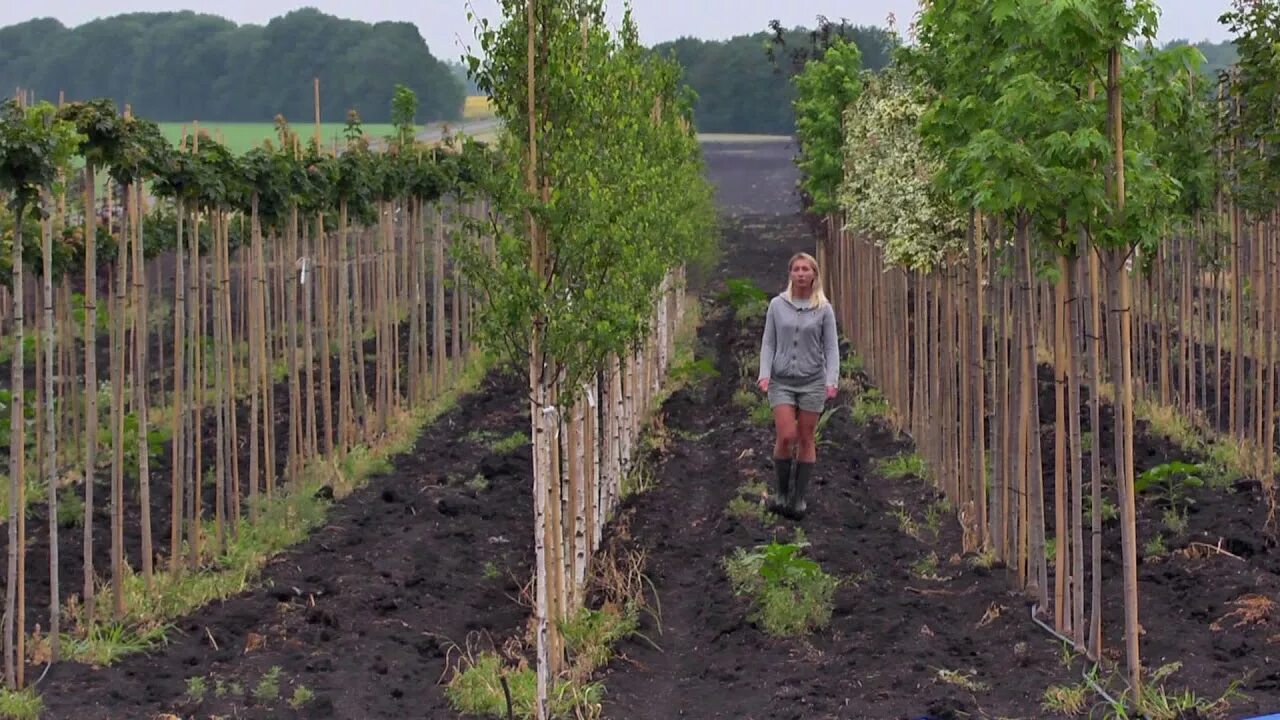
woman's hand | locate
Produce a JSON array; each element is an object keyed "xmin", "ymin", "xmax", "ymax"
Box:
[
  {"xmin": 758, "ymin": 378, "xmax": 769, "ymax": 392},
  {"xmin": 826, "ymin": 385, "xmax": 837, "ymax": 399}
]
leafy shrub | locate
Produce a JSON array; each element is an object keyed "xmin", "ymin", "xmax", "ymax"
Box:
[{"xmin": 724, "ymin": 540, "xmax": 837, "ymax": 636}]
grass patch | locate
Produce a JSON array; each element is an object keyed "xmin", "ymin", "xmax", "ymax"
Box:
[
  {"xmin": 936, "ymin": 667, "xmax": 988, "ymax": 692},
  {"xmin": 748, "ymin": 395, "xmax": 774, "ymax": 426},
  {"xmin": 491, "ymin": 431, "xmax": 530, "ymax": 455},
  {"xmin": 876, "ymin": 452, "xmax": 928, "ymax": 482},
  {"xmin": 1042, "ymin": 683, "xmax": 1089, "ymax": 715},
  {"xmin": 0, "ymin": 688, "xmax": 42, "ymax": 720},
  {"xmin": 1095, "ymin": 661, "xmax": 1248, "ymax": 720},
  {"xmin": 724, "ymin": 537, "xmax": 837, "ymax": 637},
  {"xmin": 851, "ymin": 387, "xmax": 889, "ymax": 423}
]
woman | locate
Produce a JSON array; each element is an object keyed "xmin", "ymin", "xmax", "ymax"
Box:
[{"xmin": 756, "ymin": 252, "xmax": 839, "ymax": 520}]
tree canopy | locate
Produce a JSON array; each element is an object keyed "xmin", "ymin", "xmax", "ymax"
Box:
[
  {"xmin": 649, "ymin": 25, "xmax": 896, "ymax": 135},
  {"xmin": 0, "ymin": 9, "xmax": 465, "ymax": 124}
]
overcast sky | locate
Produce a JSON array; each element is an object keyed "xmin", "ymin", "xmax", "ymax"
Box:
[{"xmin": 2, "ymin": 1, "xmax": 1237, "ymax": 64}]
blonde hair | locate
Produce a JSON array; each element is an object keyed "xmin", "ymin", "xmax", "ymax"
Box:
[{"xmin": 784, "ymin": 252, "xmax": 828, "ymax": 308}]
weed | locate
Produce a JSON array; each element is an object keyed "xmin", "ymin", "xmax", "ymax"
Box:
[
  {"xmin": 967, "ymin": 548, "xmax": 997, "ymax": 569},
  {"xmin": 876, "ymin": 453, "xmax": 928, "ymax": 482},
  {"xmin": 1144, "ymin": 534, "xmax": 1167, "ymax": 558},
  {"xmin": 890, "ymin": 505, "xmax": 922, "ymax": 540},
  {"xmin": 61, "ymin": 620, "xmax": 172, "ymax": 667},
  {"xmin": 466, "ymin": 474, "xmax": 491, "ymax": 493},
  {"xmin": 935, "ymin": 667, "xmax": 988, "ymax": 692},
  {"xmin": 1135, "ymin": 461, "xmax": 1205, "ymax": 514},
  {"xmin": 923, "ymin": 500, "xmax": 948, "ymax": 536},
  {"xmin": 254, "ymin": 666, "xmax": 282, "ymax": 702},
  {"xmin": 720, "ymin": 278, "xmax": 769, "ymax": 321},
  {"xmin": 724, "ymin": 540, "xmax": 837, "ymax": 637},
  {"xmin": 0, "ymin": 687, "xmax": 42, "ymax": 720},
  {"xmin": 1162, "ymin": 507, "xmax": 1187, "ymax": 535},
  {"xmin": 748, "ymin": 395, "xmax": 774, "ymax": 426},
  {"xmin": 186, "ymin": 676, "xmax": 208, "ymax": 704},
  {"xmin": 560, "ymin": 604, "xmax": 639, "ymax": 678},
  {"xmin": 726, "ymin": 495, "xmax": 767, "ymax": 523},
  {"xmin": 1082, "ymin": 490, "xmax": 1120, "ymax": 522},
  {"xmin": 483, "ymin": 561, "xmax": 502, "ymax": 580},
  {"xmin": 851, "ymin": 387, "xmax": 888, "ymax": 423},
  {"xmin": 840, "ymin": 353, "xmax": 864, "ymax": 378},
  {"xmin": 1041, "ymin": 683, "xmax": 1088, "ymax": 716},
  {"xmin": 491, "ymin": 431, "xmax": 529, "ymax": 455},
  {"xmin": 289, "ymin": 685, "xmax": 315, "ymax": 710},
  {"xmin": 732, "ymin": 387, "xmax": 757, "ymax": 410},
  {"xmin": 912, "ymin": 552, "xmax": 942, "ymax": 580}
]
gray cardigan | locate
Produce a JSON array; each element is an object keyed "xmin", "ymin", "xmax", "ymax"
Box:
[{"xmin": 757, "ymin": 293, "xmax": 840, "ymax": 387}]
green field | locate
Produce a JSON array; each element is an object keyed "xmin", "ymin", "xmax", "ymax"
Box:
[{"xmin": 157, "ymin": 122, "xmax": 399, "ymax": 155}]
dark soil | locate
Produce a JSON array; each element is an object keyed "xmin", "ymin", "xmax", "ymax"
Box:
[
  {"xmin": 0, "ymin": 286, "xmax": 467, "ymax": 636},
  {"xmin": 35, "ymin": 367, "xmax": 534, "ymax": 719}
]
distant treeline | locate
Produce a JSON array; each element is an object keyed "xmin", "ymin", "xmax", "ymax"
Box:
[
  {"xmin": 650, "ymin": 27, "xmax": 1238, "ymax": 136},
  {"xmin": 0, "ymin": 8, "xmax": 465, "ymax": 124},
  {"xmin": 0, "ymin": 9, "xmax": 1240, "ymax": 134},
  {"xmin": 650, "ymin": 25, "xmax": 897, "ymax": 135}
]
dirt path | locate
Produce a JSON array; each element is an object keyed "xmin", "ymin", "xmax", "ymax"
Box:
[{"xmin": 596, "ymin": 201, "xmax": 1075, "ymax": 719}]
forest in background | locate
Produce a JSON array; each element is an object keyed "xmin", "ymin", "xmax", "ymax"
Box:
[
  {"xmin": 0, "ymin": 8, "xmax": 466, "ymax": 124},
  {"xmin": 0, "ymin": 8, "xmax": 1240, "ymax": 134}
]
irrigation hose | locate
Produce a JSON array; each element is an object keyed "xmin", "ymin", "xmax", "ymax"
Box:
[{"xmin": 1028, "ymin": 603, "xmax": 1143, "ymax": 718}]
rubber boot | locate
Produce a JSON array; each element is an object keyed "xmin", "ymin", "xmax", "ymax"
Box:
[
  {"xmin": 788, "ymin": 462, "xmax": 813, "ymax": 519},
  {"xmin": 768, "ymin": 457, "xmax": 793, "ymax": 516}
]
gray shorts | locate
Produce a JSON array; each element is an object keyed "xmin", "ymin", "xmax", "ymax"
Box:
[{"xmin": 767, "ymin": 375, "xmax": 827, "ymax": 413}]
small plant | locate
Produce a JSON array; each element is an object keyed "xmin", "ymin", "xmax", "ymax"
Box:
[
  {"xmin": 491, "ymin": 431, "xmax": 529, "ymax": 455},
  {"xmin": 813, "ymin": 405, "xmax": 843, "ymax": 447},
  {"xmin": 724, "ymin": 540, "xmax": 838, "ymax": 637},
  {"xmin": 1042, "ymin": 683, "xmax": 1089, "ymax": 716},
  {"xmin": 923, "ymin": 500, "xmax": 948, "ymax": 537},
  {"xmin": 186, "ymin": 676, "xmax": 208, "ymax": 704},
  {"xmin": 935, "ymin": 667, "xmax": 988, "ymax": 692},
  {"xmin": 482, "ymin": 561, "xmax": 502, "ymax": 580},
  {"xmin": 876, "ymin": 452, "xmax": 927, "ymax": 481},
  {"xmin": 852, "ymin": 387, "xmax": 889, "ymax": 423},
  {"xmin": 720, "ymin": 277, "xmax": 769, "ymax": 320},
  {"xmin": 912, "ymin": 552, "xmax": 943, "ymax": 580},
  {"xmin": 748, "ymin": 396, "xmax": 774, "ymax": 426},
  {"xmin": 289, "ymin": 685, "xmax": 315, "ymax": 710},
  {"xmin": 1144, "ymin": 533, "xmax": 1167, "ymax": 558},
  {"xmin": 466, "ymin": 474, "xmax": 490, "ymax": 493},
  {"xmin": 839, "ymin": 352, "xmax": 864, "ymax": 378},
  {"xmin": 890, "ymin": 505, "xmax": 922, "ymax": 540},
  {"xmin": 560, "ymin": 603, "xmax": 640, "ymax": 677},
  {"xmin": 732, "ymin": 387, "xmax": 756, "ymax": 410},
  {"xmin": 967, "ymin": 548, "xmax": 997, "ymax": 569},
  {"xmin": 1082, "ymin": 490, "xmax": 1119, "ymax": 522},
  {"xmin": 254, "ymin": 666, "xmax": 282, "ymax": 703},
  {"xmin": 1162, "ymin": 507, "xmax": 1188, "ymax": 535},
  {"xmin": 1135, "ymin": 461, "xmax": 1205, "ymax": 514},
  {"xmin": 667, "ymin": 356, "xmax": 718, "ymax": 389},
  {"xmin": 0, "ymin": 687, "xmax": 43, "ymax": 720}
]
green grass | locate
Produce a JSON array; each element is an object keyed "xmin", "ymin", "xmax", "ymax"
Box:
[
  {"xmin": 0, "ymin": 688, "xmax": 42, "ymax": 720},
  {"xmin": 851, "ymin": 388, "xmax": 889, "ymax": 423},
  {"xmin": 876, "ymin": 452, "xmax": 929, "ymax": 482},
  {"xmin": 157, "ymin": 122, "xmax": 399, "ymax": 155}
]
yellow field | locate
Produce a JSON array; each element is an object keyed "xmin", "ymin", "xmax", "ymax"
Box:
[{"xmin": 464, "ymin": 95, "xmax": 495, "ymax": 120}]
